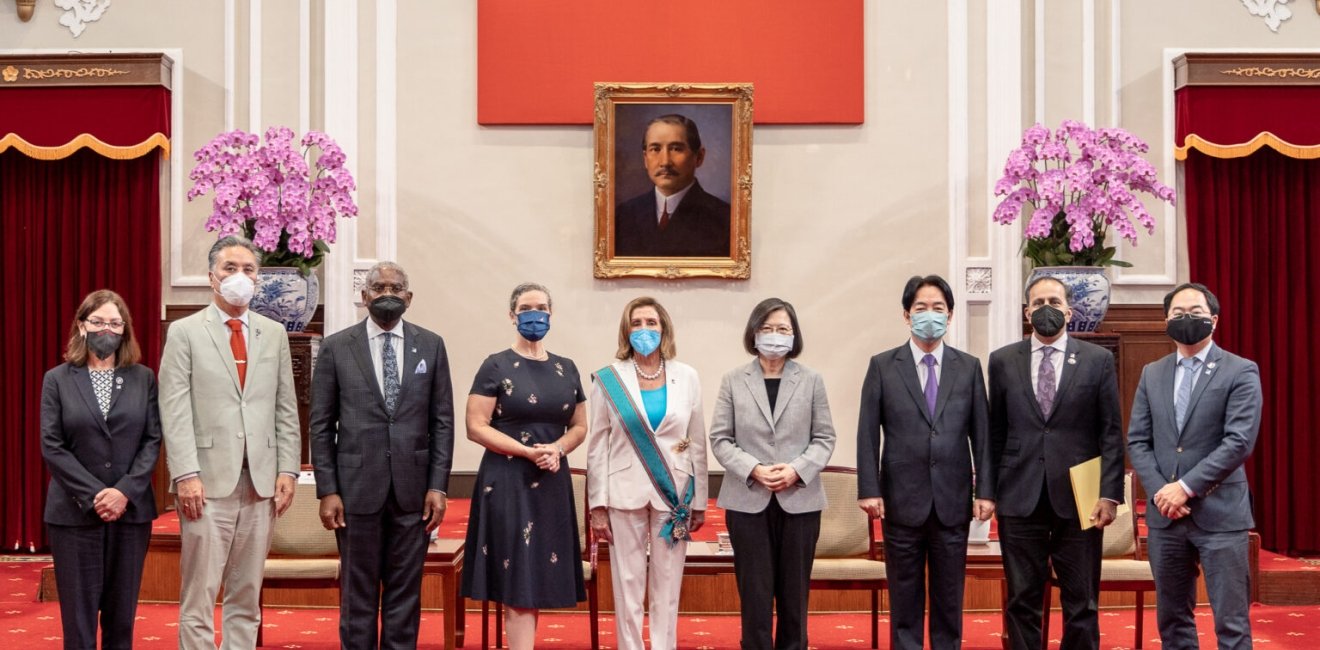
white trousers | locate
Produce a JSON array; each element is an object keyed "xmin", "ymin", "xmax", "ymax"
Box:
[
  {"xmin": 177, "ymin": 469, "xmax": 275, "ymax": 650},
  {"xmin": 608, "ymin": 505, "xmax": 688, "ymax": 650}
]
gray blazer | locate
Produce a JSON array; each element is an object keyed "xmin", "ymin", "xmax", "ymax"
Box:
[
  {"xmin": 710, "ymin": 359, "xmax": 836, "ymax": 514},
  {"xmin": 1127, "ymin": 342, "xmax": 1262, "ymax": 532},
  {"xmin": 309, "ymin": 319, "xmax": 455, "ymax": 514}
]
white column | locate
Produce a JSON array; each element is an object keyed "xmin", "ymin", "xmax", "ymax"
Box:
[
  {"xmin": 985, "ymin": 0, "xmax": 1026, "ymax": 350},
  {"xmin": 322, "ymin": 0, "xmax": 359, "ymax": 336}
]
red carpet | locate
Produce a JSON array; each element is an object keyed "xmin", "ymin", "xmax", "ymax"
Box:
[{"xmin": 5, "ymin": 556, "xmax": 1320, "ymax": 648}]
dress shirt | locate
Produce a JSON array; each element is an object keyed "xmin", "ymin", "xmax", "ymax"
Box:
[
  {"xmin": 1030, "ymin": 333, "xmax": 1068, "ymax": 397},
  {"xmin": 653, "ymin": 181, "xmax": 695, "ymax": 225},
  {"xmin": 211, "ymin": 303, "xmax": 250, "ymax": 346},
  {"xmin": 908, "ymin": 338, "xmax": 945, "ymax": 391},
  {"xmin": 1174, "ymin": 341, "xmax": 1215, "ymax": 497},
  {"xmin": 366, "ymin": 317, "xmax": 406, "ymax": 397}
]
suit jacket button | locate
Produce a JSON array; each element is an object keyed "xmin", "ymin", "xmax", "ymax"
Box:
[
  {"xmin": 1176, "ymin": 447, "xmax": 1183, "ymax": 452},
  {"xmin": 1044, "ymin": 428, "xmax": 1051, "ymax": 434},
  {"xmin": 104, "ymin": 462, "xmax": 112, "ymax": 468},
  {"xmin": 1039, "ymin": 458, "xmax": 1045, "ymax": 463},
  {"xmin": 237, "ymin": 431, "xmax": 245, "ymax": 438},
  {"xmin": 930, "ymin": 461, "xmax": 936, "ymax": 467},
  {"xmin": 930, "ymin": 429, "xmax": 936, "ymax": 436}
]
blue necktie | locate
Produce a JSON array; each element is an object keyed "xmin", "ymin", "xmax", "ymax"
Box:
[
  {"xmin": 922, "ymin": 353, "xmax": 938, "ymax": 418},
  {"xmin": 381, "ymin": 333, "xmax": 400, "ymax": 414},
  {"xmin": 1175, "ymin": 357, "xmax": 1201, "ymax": 431}
]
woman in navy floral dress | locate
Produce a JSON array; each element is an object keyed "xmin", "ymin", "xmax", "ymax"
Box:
[{"xmin": 461, "ymin": 283, "xmax": 587, "ymax": 649}]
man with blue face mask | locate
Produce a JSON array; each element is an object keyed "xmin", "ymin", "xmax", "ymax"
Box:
[{"xmin": 856, "ymin": 274, "xmax": 995, "ymax": 650}]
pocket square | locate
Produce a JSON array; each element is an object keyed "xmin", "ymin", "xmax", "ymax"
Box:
[{"xmin": 415, "ymin": 359, "xmax": 427, "ymax": 374}]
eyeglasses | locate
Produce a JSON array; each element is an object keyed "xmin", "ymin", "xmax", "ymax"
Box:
[
  {"xmin": 368, "ymin": 283, "xmax": 407, "ymax": 294},
  {"xmin": 85, "ymin": 318, "xmax": 125, "ymax": 330},
  {"xmin": 757, "ymin": 325, "xmax": 794, "ymax": 336}
]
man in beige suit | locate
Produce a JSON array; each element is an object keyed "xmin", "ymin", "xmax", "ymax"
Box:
[{"xmin": 160, "ymin": 235, "xmax": 301, "ymax": 649}]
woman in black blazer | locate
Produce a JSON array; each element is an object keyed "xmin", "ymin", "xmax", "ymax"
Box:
[{"xmin": 40, "ymin": 290, "xmax": 161, "ymax": 650}]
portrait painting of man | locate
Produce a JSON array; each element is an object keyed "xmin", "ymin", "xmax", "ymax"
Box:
[{"xmin": 593, "ymin": 83, "xmax": 752, "ymax": 279}]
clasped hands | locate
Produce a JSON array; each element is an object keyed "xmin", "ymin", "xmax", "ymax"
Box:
[
  {"xmin": 750, "ymin": 463, "xmax": 800, "ymax": 493},
  {"xmin": 1151, "ymin": 482, "xmax": 1192, "ymax": 520},
  {"xmin": 93, "ymin": 487, "xmax": 127, "ymax": 522},
  {"xmin": 526, "ymin": 443, "xmax": 563, "ymax": 473}
]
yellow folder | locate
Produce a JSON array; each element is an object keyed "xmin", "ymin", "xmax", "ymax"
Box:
[{"xmin": 1068, "ymin": 456, "xmax": 1129, "ymax": 530}]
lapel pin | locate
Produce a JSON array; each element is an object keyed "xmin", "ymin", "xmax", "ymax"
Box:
[
  {"xmin": 1067, "ymin": 357, "xmax": 1077, "ymax": 365},
  {"xmin": 1207, "ymin": 362, "xmax": 1217, "ymax": 369},
  {"xmin": 411, "ymin": 348, "xmax": 417, "ymax": 354}
]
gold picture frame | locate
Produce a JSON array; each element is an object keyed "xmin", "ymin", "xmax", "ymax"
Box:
[{"xmin": 593, "ymin": 83, "xmax": 752, "ymax": 279}]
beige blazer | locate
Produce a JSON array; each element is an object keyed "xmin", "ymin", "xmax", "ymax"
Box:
[
  {"xmin": 586, "ymin": 359, "xmax": 708, "ymax": 512},
  {"xmin": 159, "ymin": 303, "xmax": 301, "ymax": 499}
]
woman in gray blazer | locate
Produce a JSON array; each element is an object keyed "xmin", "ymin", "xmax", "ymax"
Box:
[
  {"xmin": 40, "ymin": 290, "xmax": 161, "ymax": 650},
  {"xmin": 710, "ymin": 298, "xmax": 836, "ymax": 650}
]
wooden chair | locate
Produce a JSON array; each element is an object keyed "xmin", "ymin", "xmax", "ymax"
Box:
[
  {"xmin": 1041, "ymin": 471, "xmax": 1155, "ymax": 649},
  {"xmin": 484, "ymin": 467, "xmax": 600, "ymax": 649},
  {"xmin": 256, "ymin": 473, "xmax": 340, "ymax": 647},
  {"xmin": 808, "ymin": 466, "xmax": 888, "ymax": 649}
]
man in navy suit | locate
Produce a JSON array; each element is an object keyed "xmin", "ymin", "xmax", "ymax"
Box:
[
  {"xmin": 856, "ymin": 274, "xmax": 995, "ymax": 650},
  {"xmin": 1127, "ymin": 283, "xmax": 1262, "ymax": 650},
  {"xmin": 310, "ymin": 261, "xmax": 455, "ymax": 649},
  {"xmin": 614, "ymin": 114, "xmax": 731, "ymax": 258},
  {"xmin": 989, "ymin": 276, "xmax": 1124, "ymax": 650}
]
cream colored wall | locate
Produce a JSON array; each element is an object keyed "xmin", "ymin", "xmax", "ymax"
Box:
[
  {"xmin": 4, "ymin": 0, "xmax": 1316, "ymax": 473},
  {"xmin": 395, "ymin": 0, "xmax": 952, "ymax": 472}
]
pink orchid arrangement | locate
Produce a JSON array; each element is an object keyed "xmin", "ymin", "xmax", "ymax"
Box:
[
  {"xmin": 992, "ymin": 120, "xmax": 1175, "ymax": 268},
  {"xmin": 187, "ymin": 127, "xmax": 358, "ymax": 274}
]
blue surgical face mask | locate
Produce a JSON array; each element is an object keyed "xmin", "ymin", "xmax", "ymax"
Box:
[
  {"xmin": 515, "ymin": 310, "xmax": 550, "ymax": 342},
  {"xmin": 909, "ymin": 310, "xmax": 948, "ymax": 343},
  {"xmin": 629, "ymin": 329, "xmax": 662, "ymax": 357}
]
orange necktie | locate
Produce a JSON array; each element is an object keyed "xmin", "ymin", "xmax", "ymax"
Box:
[{"xmin": 227, "ymin": 319, "xmax": 247, "ymax": 390}]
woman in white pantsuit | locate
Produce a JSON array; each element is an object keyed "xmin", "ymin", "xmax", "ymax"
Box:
[{"xmin": 587, "ymin": 296, "xmax": 708, "ymax": 650}]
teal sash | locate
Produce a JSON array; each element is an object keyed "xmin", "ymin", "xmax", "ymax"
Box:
[{"xmin": 595, "ymin": 366, "xmax": 695, "ymax": 547}]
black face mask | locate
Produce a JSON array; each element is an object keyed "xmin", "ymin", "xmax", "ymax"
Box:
[
  {"xmin": 86, "ymin": 331, "xmax": 122, "ymax": 360},
  {"xmin": 1166, "ymin": 314, "xmax": 1214, "ymax": 345},
  {"xmin": 1030, "ymin": 305, "xmax": 1066, "ymax": 337},
  {"xmin": 368, "ymin": 295, "xmax": 407, "ymax": 325}
]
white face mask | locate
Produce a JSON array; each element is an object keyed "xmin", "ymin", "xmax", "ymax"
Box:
[
  {"xmin": 754, "ymin": 332, "xmax": 794, "ymax": 360},
  {"xmin": 218, "ymin": 273, "xmax": 256, "ymax": 307}
]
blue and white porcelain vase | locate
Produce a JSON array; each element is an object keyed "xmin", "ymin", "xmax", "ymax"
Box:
[
  {"xmin": 1027, "ymin": 266, "xmax": 1111, "ymax": 333},
  {"xmin": 251, "ymin": 267, "xmax": 320, "ymax": 332}
]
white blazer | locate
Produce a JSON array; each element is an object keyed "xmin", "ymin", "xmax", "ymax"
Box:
[{"xmin": 586, "ymin": 359, "xmax": 708, "ymax": 512}]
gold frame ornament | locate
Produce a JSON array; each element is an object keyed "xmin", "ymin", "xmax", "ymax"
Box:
[{"xmin": 593, "ymin": 83, "xmax": 753, "ymax": 279}]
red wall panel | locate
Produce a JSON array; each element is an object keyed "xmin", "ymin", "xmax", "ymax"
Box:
[{"xmin": 477, "ymin": 0, "xmax": 864, "ymax": 125}]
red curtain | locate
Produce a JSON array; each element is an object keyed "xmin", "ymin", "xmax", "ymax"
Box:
[
  {"xmin": 1176, "ymin": 86, "xmax": 1320, "ymax": 155},
  {"xmin": 0, "ymin": 86, "xmax": 170, "ymax": 153},
  {"xmin": 1183, "ymin": 148, "xmax": 1320, "ymax": 555},
  {"xmin": 0, "ymin": 149, "xmax": 162, "ymax": 551}
]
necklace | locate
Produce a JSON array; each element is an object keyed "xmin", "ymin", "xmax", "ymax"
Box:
[
  {"xmin": 633, "ymin": 357, "xmax": 664, "ymax": 381},
  {"xmin": 511, "ymin": 345, "xmax": 548, "ymax": 361}
]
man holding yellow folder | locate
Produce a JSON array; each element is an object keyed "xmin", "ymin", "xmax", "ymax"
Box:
[{"xmin": 988, "ymin": 276, "xmax": 1124, "ymax": 650}]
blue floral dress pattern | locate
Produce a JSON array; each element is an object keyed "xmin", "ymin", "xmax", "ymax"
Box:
[{"xmin": 460, "ymin": 349, "xmax": 586, "ymax": 608}]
